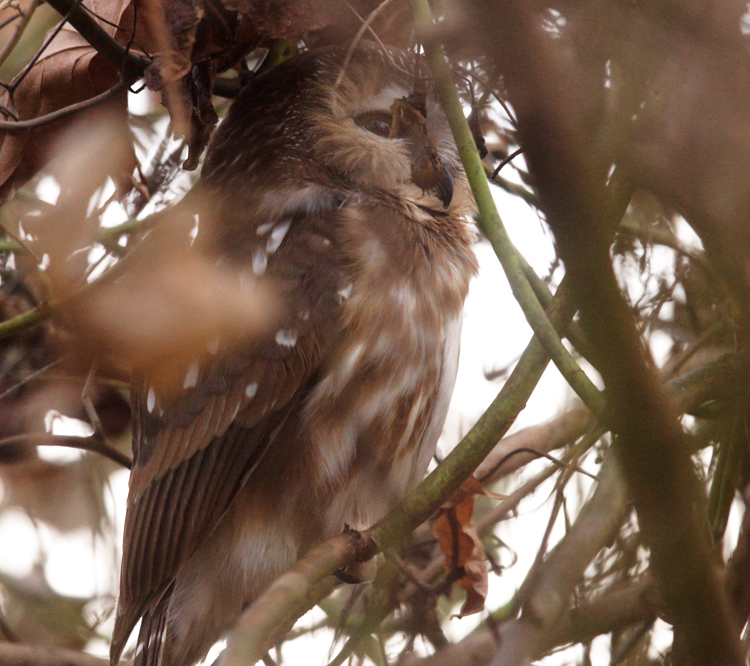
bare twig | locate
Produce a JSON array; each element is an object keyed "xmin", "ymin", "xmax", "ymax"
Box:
[
  {"xmin": 0, "ymin": 432, "xmax": 132, "ymax": 468},
  {"xmin": 660, "ymin": 319, "xmax": 725, "ymax": 379},
  {"xmin": 0, "ymin": 357, "xmax": 64, "ymax": 400},
  {"xmin": 335, "ymin": 0, "xmax": 394, "ymax": 88},
  {"xmin": 475, "ymin": 406, "xmax": 593, "ymax": 483},
  {"xmin": 0, "ymin": 0, "xmax": 41, "ymax": 70},
  {"xmin": 399, "ymin": 576, "xmax": 657, "ymax": 666},
  {"xmin": 0, "ymin": 643, "xmax": 115, "ymax": 666},
  {"xmin": 43, "ymin": 0, "xmax": 150, "ymax": 81},
  {"xmin": 491, "ymin": 446, "xmax": 629, "ymax": 666},
  {"xmin": 9, "ymin": 4, "xmax": 78, "ymax": 93},
  {"xmin": 0, "ymin": 80, "xmax": 129, "ymax": 131},
  {"xmin": 491, "ymin": 147, "xmax": 524, "ymax": 180}
]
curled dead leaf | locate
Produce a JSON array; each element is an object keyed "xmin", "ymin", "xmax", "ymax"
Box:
[
  {"xmin": 0, "ymin": 0, "xmax": 137, "ymax": 199},
  {"xmin": 431, "ymin": 476, "xmax": 507, "ymax": 617}
]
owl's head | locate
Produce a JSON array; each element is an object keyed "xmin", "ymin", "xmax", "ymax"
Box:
[{"xmin": 203, "ymin": 42, "xmax": 475, "ymax": 218}]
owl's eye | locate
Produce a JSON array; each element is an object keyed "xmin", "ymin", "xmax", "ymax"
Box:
[{"xmin": 355, "ymin": 112, "xmax": 393, "ymax": 138}]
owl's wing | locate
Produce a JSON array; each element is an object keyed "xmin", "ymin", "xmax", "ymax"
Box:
[{"xmin": 111, "ymin": 186, "xmax": 350, "ymax": 663}]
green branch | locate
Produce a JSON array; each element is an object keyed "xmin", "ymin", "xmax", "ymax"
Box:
[{"xmin": 411, "ymin": 0, "xmax": 606, "ymax": 419}]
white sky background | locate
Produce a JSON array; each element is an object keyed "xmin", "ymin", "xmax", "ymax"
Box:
[{"xmin": 0, "ymin": 90, "xmax": 738, "ymax": 666}]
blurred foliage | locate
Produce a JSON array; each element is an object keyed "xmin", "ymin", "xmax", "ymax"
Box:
[{"xmin": 0, "ymin": 0, "xmax": 749, "ymax": 664}]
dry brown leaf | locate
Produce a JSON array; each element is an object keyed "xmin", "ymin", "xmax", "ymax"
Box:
[
  {"xmin": 0, "ymin": 0, "xmax": 139, "ymax": 199},
  {"xmin": 431, "ymin": 476, "xmax": 506, "ymax": 617},
  {"xmin": 69, "ymin": 251, "xmax": 280, "ymax": 396}
]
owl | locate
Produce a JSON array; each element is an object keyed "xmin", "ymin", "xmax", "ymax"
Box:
[{"xmin": 110, "ymin": 42, "xmax": 478, "ymax": 666}]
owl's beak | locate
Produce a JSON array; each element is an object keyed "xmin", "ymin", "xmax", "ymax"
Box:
[{"xmin": 434, "ymin": 167, "xmax": 453, "ymax": 209}]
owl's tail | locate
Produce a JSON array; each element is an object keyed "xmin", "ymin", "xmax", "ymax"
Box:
[
  {"xmin": 135, "ymin": 593, "xmax": 172, "ymax": 666},
  {"xmin": 110, "ymin": 589, "xmax": 172, "ymax": 666}
]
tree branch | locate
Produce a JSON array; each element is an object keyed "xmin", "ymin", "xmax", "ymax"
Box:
[
  {"xmin": 490, "ymin": 444, "xmax": 629, "ymax": 666},
  {"xmin": 0, "ymin": 432, "xmax": 132, "ymax": 468},
  {"xmin": 469, "ymin": 0, "xmax": 744, "ymax": 662},
  {"xmin": 411, "ymin": 0, "xmax": 607, "ymax": 418},
  {"xmin": 0, "ymin": 643, "xmax": 114, "ymax": 666},
  {"xmin": 220, "ymin": 307, "xmax": 750, "ymax": 666},
  {"xmin": 41, "ymin": 0, "xmax": 241, "ymax": 98},
  {"xmin": 222, "ymin": 266, "xmax": 583, "ymax": 665}
]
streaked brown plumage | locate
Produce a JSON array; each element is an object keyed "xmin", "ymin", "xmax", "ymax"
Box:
[{"xmin": 110, "ymin": 42, "xmax": 477, "ymax": 666}]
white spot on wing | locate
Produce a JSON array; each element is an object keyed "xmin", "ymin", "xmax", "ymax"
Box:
[
  {"xmin": 245, "ymin": 382, "xmax": 258, "ymax": 399},
  {"xmin": 189, "ymin": 214, "xmax": 199, "ymax": 245},
  {"xmin": 147, "ymin": 387, "xmax": 155, "ymax": 413},
  {"xmin": 252, "ymin": 248, "xmax": 267, "ymax": 276},
  {"xmin": 337, "ymin": 284, "xmax": 353, "ymax": 302},
  {"xmin": 256, "ymin": 221, "xmax": 274, "ymax": 235},
  {"xmin": 275, "ymin": 329, "xmax": 297, "ymax": 347},
  {"xmin": 183, "ymin": 361, "xmax": 199, "ymax": 389},
  {"xmin": 267, "ymin": 221, "xmax": 291, "ymax": 253}
]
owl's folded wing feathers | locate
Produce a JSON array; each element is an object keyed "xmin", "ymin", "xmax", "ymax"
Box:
[{"xmin": 111, "ymin": 189, "xmax": 349, "ymax": 663}]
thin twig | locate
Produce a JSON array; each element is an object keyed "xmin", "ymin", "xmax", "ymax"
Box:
[
  {"xmin": 43, "ymin": 0, "xmax": 150, "ymax": 80},
  {"xmin": 660, "ymin": 319, "xmax": 725, "ymax": 379},
  {"xmin": 0, "ymin": 0, "xmax": 41, "ymax": 71},
  {"xmin": 0, "ymin": 80, "xmax": 129, "ymax": 131},
  {"xmin": 0, "ymin": 432, "xmax": 131, "ymax": 468},
  {"xmin": 9, "ymin": 3, "xmax": 77, "ymax": 93},
  {"xmin": 0, "ymin": 12, "xmax": 22, "ymax": 32},
  {"xmin": 491, "ymin": 147, "xmax": 524, "ymax": 180},
  {"xmin": 0, "ymin": 357, "xmax": 64, "ymax": 401},
  {"xmin": 335, "ymin": 0, "xmax": 394, "ymax": 88}
]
